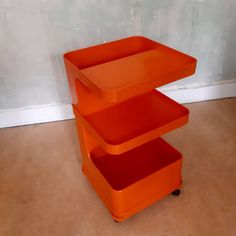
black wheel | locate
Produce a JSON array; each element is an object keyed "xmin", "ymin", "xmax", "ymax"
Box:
[
  {"xmin": 81, "ymin": 166, "xmax": 86, "ymax": 175},
  {"xmin": 171, "ymin": 189, "xmax": 181, "ymax": 196},
  {"xmin": 113, "ymin": 219, "xmax": 120, "ymax": 223}
]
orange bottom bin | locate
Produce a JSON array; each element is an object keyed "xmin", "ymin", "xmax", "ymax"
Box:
[{"xmin": 82, "ymin": 137, "xmax": 182, "ymax": 222}]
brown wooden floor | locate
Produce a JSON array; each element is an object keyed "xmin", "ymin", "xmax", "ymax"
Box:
[{"xmin": 0, "ymin": 98, "xmax": 236, "ymax": 236}]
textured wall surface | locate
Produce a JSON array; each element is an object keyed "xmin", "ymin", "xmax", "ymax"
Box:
[{"xmin": 0, "ymin": 0, "xmax": 236, "ymax": 109}]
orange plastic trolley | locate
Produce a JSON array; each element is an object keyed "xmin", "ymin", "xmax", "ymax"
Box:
[{"xmin": 64, "ymin": 36, "xmax": 197, "ymax": 222}]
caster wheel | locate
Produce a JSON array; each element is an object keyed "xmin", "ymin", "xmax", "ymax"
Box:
[
  {"xmin": 81, "ymin": 167, "xmax": 86, "ymax": 175},
  {"xmin": 171, "ymin": 189, "xmax": 181, "ymax": 196},
  {"xmin": 113, "ymin": 220, "xmax": 120, "ymax": 223}
]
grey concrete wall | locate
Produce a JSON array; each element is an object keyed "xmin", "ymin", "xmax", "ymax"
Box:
[{"xmin": 0, "ymin": 0, "xmax": 236, "ymax": 109}]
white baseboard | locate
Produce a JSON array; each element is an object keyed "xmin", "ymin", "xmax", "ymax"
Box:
[
  {"xmin": 0, "ymin": 80, "xmax": 235, "ymax": 128},
  {"xmin": 158, "ymin": 79, "xmax": 236, "ymax": 104},
  {"xmin": 0, "ymin": 104, "xmax": 74, "ymax": 128}
]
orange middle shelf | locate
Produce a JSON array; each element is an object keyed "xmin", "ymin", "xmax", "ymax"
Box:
[{"xmin": 74, "ymin": 90, "xmax": 189, "ymax": 155}]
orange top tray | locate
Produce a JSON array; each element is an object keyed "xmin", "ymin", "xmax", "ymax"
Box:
[
  {"xmin": 64, "ymin": 36, "xmax": 197, "ymax": 103},
  {"xmin": 74, "ymin": 90, "xmax": 189, "ymax": 154}
]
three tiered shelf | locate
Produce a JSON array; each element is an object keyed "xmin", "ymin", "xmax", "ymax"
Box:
[{"xmin": 64, "ymin": 36, "xmax": 197, "ymax": 222}]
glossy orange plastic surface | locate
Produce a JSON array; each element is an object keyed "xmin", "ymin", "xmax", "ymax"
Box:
[
  {"xmin": 63, "ymin": 36, "xmax": 197, "ymax": 222},
  {"xmin": 85, "ymin": 138, "xmax": 182, "ymax": 221},
  {"xmin": 91, "ymin": 138, "xmax": 182, "ymax": 191},
  {"xmin": 74, "ymin": 90, "xmax": 189, "ymax": 154},
  {"xmin": 64, "ymin": 36, "xmax": 197, "ymax": 103}
]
